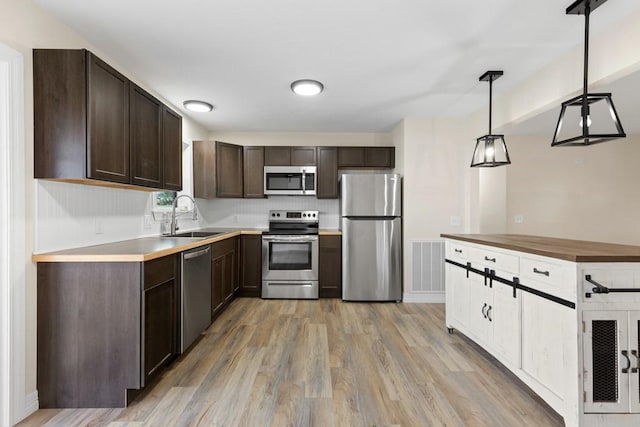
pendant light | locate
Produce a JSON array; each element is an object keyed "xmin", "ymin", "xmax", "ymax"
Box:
[
  {"xmin": 470, "ymin": 70, "xmax": 511, "ymax": 168},
  {"xmin": 551, "ymin": 0, "xmax": 625, "ymax": 147}
]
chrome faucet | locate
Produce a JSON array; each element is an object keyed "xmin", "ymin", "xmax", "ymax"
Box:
[{"xmin": 170, "ymin": 194, "xmax": 198, "ymax": 235}]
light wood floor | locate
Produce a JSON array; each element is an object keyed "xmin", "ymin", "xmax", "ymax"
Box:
[{"xmin": 19, "ymin": 298, "xmax": 563, "ymax": 427}]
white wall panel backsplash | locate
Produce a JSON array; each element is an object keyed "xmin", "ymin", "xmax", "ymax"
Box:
[
  {"xmin": 36, "ymin": 181, "xmax": 153, "ymax": 253},
  {"xmin": 35, "ymin": 180, "xmax": 205, "ymax": 253},
  {"xmin": 198, "ymin": 196, "xmax": 339, "ymax": 229}
]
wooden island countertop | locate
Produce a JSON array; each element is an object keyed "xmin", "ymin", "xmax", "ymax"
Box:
[{"xmin": 440, "ymin": 233, "xmax": 640, "ymax": 263}]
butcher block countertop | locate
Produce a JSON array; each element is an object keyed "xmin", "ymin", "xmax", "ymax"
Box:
[
  {"xmin": 33, "ymin": 228, "xmax": 342, "ymax": 263},
  {"xmin": 440, "ymin": 234, "xmax": 640, "ymax": 263}
]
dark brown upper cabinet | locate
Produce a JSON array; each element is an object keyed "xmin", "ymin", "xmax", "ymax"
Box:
[
  {"xmin": 193, "ymin": 140, "xmax": 216, "ymax": 199},
  {"xmin": 291, "ymin": 146, "xmax": 316, "ymax": 165},
  {"xmin": 264, "ymin": 146, "xmax": 291, "ymax": 166},
  {"xmin": 34, "ymin": 49, "xmax": 182, "ymax": 191},
  {"xmin": 215, "ymin": 141, "xmax": 244, "ymax": 198},
  {"xmin": 337, "ymin": 146, "xmax": 395, "ymax": 169},
  {"xmin": 316, "ymin": 147, "xmax": 338, "ymax": 199},
  {"xmin": 162, "ymin": 108, "xmax": 183, "ymax": 191},
  {"xmin": 243, "ymin": 146, "xmax": 265, "ymax": 198},
  {"xmin": 264, "ymin": 146, "xmax": 316, "ymax": 166},
  {"xmin": 130, "ymin": 84, "xmax": 162, "ymax": 188}
]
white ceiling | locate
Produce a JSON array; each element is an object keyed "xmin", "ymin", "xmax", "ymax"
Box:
[{"xmin": 35, "ymin": 0, "xmax": 640, "ymax": 133}]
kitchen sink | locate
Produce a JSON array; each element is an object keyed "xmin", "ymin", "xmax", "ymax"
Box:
[{"xmin": 167, "ymin": 231, "xmax": 223, "ymax": 238}]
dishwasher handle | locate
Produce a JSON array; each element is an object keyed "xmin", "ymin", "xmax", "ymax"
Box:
[{"xmin": 183, "ymin": 246, "xmax": 211, "ymax": 260}]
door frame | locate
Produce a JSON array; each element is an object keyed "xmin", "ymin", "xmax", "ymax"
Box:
[{"xmin": 0, "ymin": 42, "xmax": 27, "ymax": 425}]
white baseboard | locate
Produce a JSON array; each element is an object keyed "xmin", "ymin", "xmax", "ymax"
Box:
[
  {"xmin": 402, "ymin": 292, "xmax": 445, "ymax": 303},
  {"xmin": 15, "ymin": 390, "xmax": 38, "ymax": 424}
]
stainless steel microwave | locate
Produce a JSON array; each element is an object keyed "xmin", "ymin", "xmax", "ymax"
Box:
[{"xmin": 264, "ymin": 166, "xmax": 316, "ymax": 196}]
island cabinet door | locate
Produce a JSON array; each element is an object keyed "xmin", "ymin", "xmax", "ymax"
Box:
[
  {"xmin": 492, "ymin": 284, "xmax": 521, "ymax": 368},
  {"xmin": 467, "ymin": 273, "xmax": 492, "ymax": 345},
  {"xmin": 631, "ymin": 312, "xmax": 640, "ymax": 413},
  {"xmin": 445, "ymin": 262, "xmax": 470, "ymax": 329},
  {"xmin": 522, "ymin": 292, "xmax": 572, "ymax": 400},
  {"xmin": 583, "ymin": 310, "xmax": 630, "ymax": 413}
]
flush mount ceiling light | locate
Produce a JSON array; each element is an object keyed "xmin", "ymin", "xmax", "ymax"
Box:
[
  {"xmin": 290, "ymin": 79, "xmax": 324, "ymax": 96},
  {"xmin": 183, "ymin": 100, "xmax": 214, "ymax": 112},
  {"xmin": 470, "ymin": 70, "xmax": 511, "ymax": 168},
  {"xmin": 552, "ymin": 0, "xmax": 626, "ymax": 147}
]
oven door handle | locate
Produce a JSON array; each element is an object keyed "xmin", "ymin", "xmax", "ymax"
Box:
[{"xmin": 262, "ymin": 235, "xmax": 318, "ymax": 242}]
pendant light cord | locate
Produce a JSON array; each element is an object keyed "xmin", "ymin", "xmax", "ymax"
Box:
[
  {"xmin": 488, "ymin": 76, "xmax": 493, "ymax": 134},
  {"xmin": 582, "ymin": 0, "xmax": 590, "ymax": 136}
]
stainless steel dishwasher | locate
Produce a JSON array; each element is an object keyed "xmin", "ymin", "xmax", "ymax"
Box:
[{"xmin": 181, "ymin": 245, "xmax": 212, "ymax": 352}]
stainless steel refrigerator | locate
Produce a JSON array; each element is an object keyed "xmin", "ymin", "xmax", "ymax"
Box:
[{"xmin": 341, "ymin": 173, "xmax": 402, "ymax": 301}]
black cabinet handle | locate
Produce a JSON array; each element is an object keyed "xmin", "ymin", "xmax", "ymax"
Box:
[
  {"xmin": 622, "ymin": 350, "xmax": 631, "ymax": 374},
  {"xmin": 482, "ymin": 303, "xmax": 487, "ymax": 319},
  {"xmin": 484, "ymin": 256, "xmax": 496, "ymax": 263},
  {"xmin": 486, "ymin": 306, "xmax": 492, "ymax": 322},
  {"xmin": 631, "ymin": 350, "xmax": 639, "ymax": 373},
  {"xmin": 533, "ymin": 267, "xmax": 550, "ymax": 277},
  {"xmin": 454, "ymin": 248, "xmax": 462, "ymax": 253}
]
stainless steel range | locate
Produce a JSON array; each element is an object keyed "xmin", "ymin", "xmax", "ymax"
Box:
[{"xmin": 262, "ymin": 210, "xmax": 319, "ymax": 299}]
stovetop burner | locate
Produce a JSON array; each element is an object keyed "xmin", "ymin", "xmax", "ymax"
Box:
[{"xmin": 264, "ymin": 210, "xmax": 319, "ymax": 235}]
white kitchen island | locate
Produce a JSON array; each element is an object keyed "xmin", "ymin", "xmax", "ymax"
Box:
[{"xmin": 441, "ymin": 234, "xmax": 640, "ymax": 427}]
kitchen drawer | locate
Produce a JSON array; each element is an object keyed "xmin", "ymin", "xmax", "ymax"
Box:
[
  {"xmin": 212, "ymin": 236, "xmax": 236, "ymax": 257},
  {"xmin": 446, "ymin": 241, "xmax": 470, "ymax": 263},
  {"xmin": 144, "ymin": 254, "xmax": 177, "ymax": 289},
  {"xmin": 520, "ymin": 257, "xmax": 568, "ymax": 289},
  {"xmin": 471, "ymin": 247, "xmax": 519, "ymax": 275}
]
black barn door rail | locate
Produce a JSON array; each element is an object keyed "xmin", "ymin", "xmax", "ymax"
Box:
[
  {"xmin": 584, "ymin": 275, "xmax": 640, "ymax": 298},
  {"xmin": 445, "ymin": 258, "xmax": 576, "ymax": 309}
]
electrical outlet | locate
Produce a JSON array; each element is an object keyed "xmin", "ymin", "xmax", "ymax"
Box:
[
  {"xmin": 233, "ymin": 215, "xmax": 239, "ymax": 223},
  {"xmin": 514, "ymin": 215, "xmax": 524, "ymax": 224},
  {"xmin": 450, "ymin": 216, "xmax": 461, "ymax": 227},
  {"xmin": 94, "ymin": 217, "xmax": 104, "ymax": 234}
]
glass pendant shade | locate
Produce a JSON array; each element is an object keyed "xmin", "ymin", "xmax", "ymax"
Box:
[
  {"xmin": 470, "ymin": 134, "xmax": 511, "ymax": 167},
  {"xmin": 552, "ymin": 93, "xmax": 626, "ymax": 146},
  {"xmin": 470, "ymin": 70, "xmax": 510, "ymax": 168}
]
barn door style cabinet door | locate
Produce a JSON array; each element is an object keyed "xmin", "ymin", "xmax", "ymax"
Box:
[
  {"xmin": 583, "ymin": 311, "xmax": 640, "ymax": 414},
  {"xmin": 34, "ymin": 49, "xmax": 182, "ymax": 191}
]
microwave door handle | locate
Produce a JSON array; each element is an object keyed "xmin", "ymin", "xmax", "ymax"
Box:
[{"xmin": 302, "ymin": 171, "xmax": 306, "ymax": 194}]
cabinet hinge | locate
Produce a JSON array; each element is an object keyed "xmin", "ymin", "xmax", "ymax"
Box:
[
  {"xmin": 583, "ymin": 391, "xmax": 587, "ymax": 402},
  {"xmin": 582, "ymin": 320, "xmax": 586, "ymax": 333}
]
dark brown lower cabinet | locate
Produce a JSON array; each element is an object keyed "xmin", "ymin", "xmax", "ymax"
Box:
[
  {"xmin": 142, "ymin": 255, "xmax": 179, "ymax": 386},
  {"xmin": 319, "ymin": 235, "xmax": 342, "ymax": 298},
  {"xmin": 212, "ymin": 237, "xmax": 238, "ymax": 319},
  {"xmin": 239, "ymin": 234, "xmax": 262, "ymax": 297},
  {"xmin": 36, "ymin": 254, "xmax": 180, "ymax": 408}
]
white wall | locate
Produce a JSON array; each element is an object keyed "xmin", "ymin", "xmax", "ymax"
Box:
[
  {"xmin": 399, "ymin": 118, "xmax": 470, "ymax": 301},
  {"xmin": 506, "ymin": 135, "xmax": 640, "ymax": 245}
]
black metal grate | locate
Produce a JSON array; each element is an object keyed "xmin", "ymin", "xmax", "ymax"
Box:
[{"xmin": 592, "ymin": 320, "xmax": 618, "ymax": 402}]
